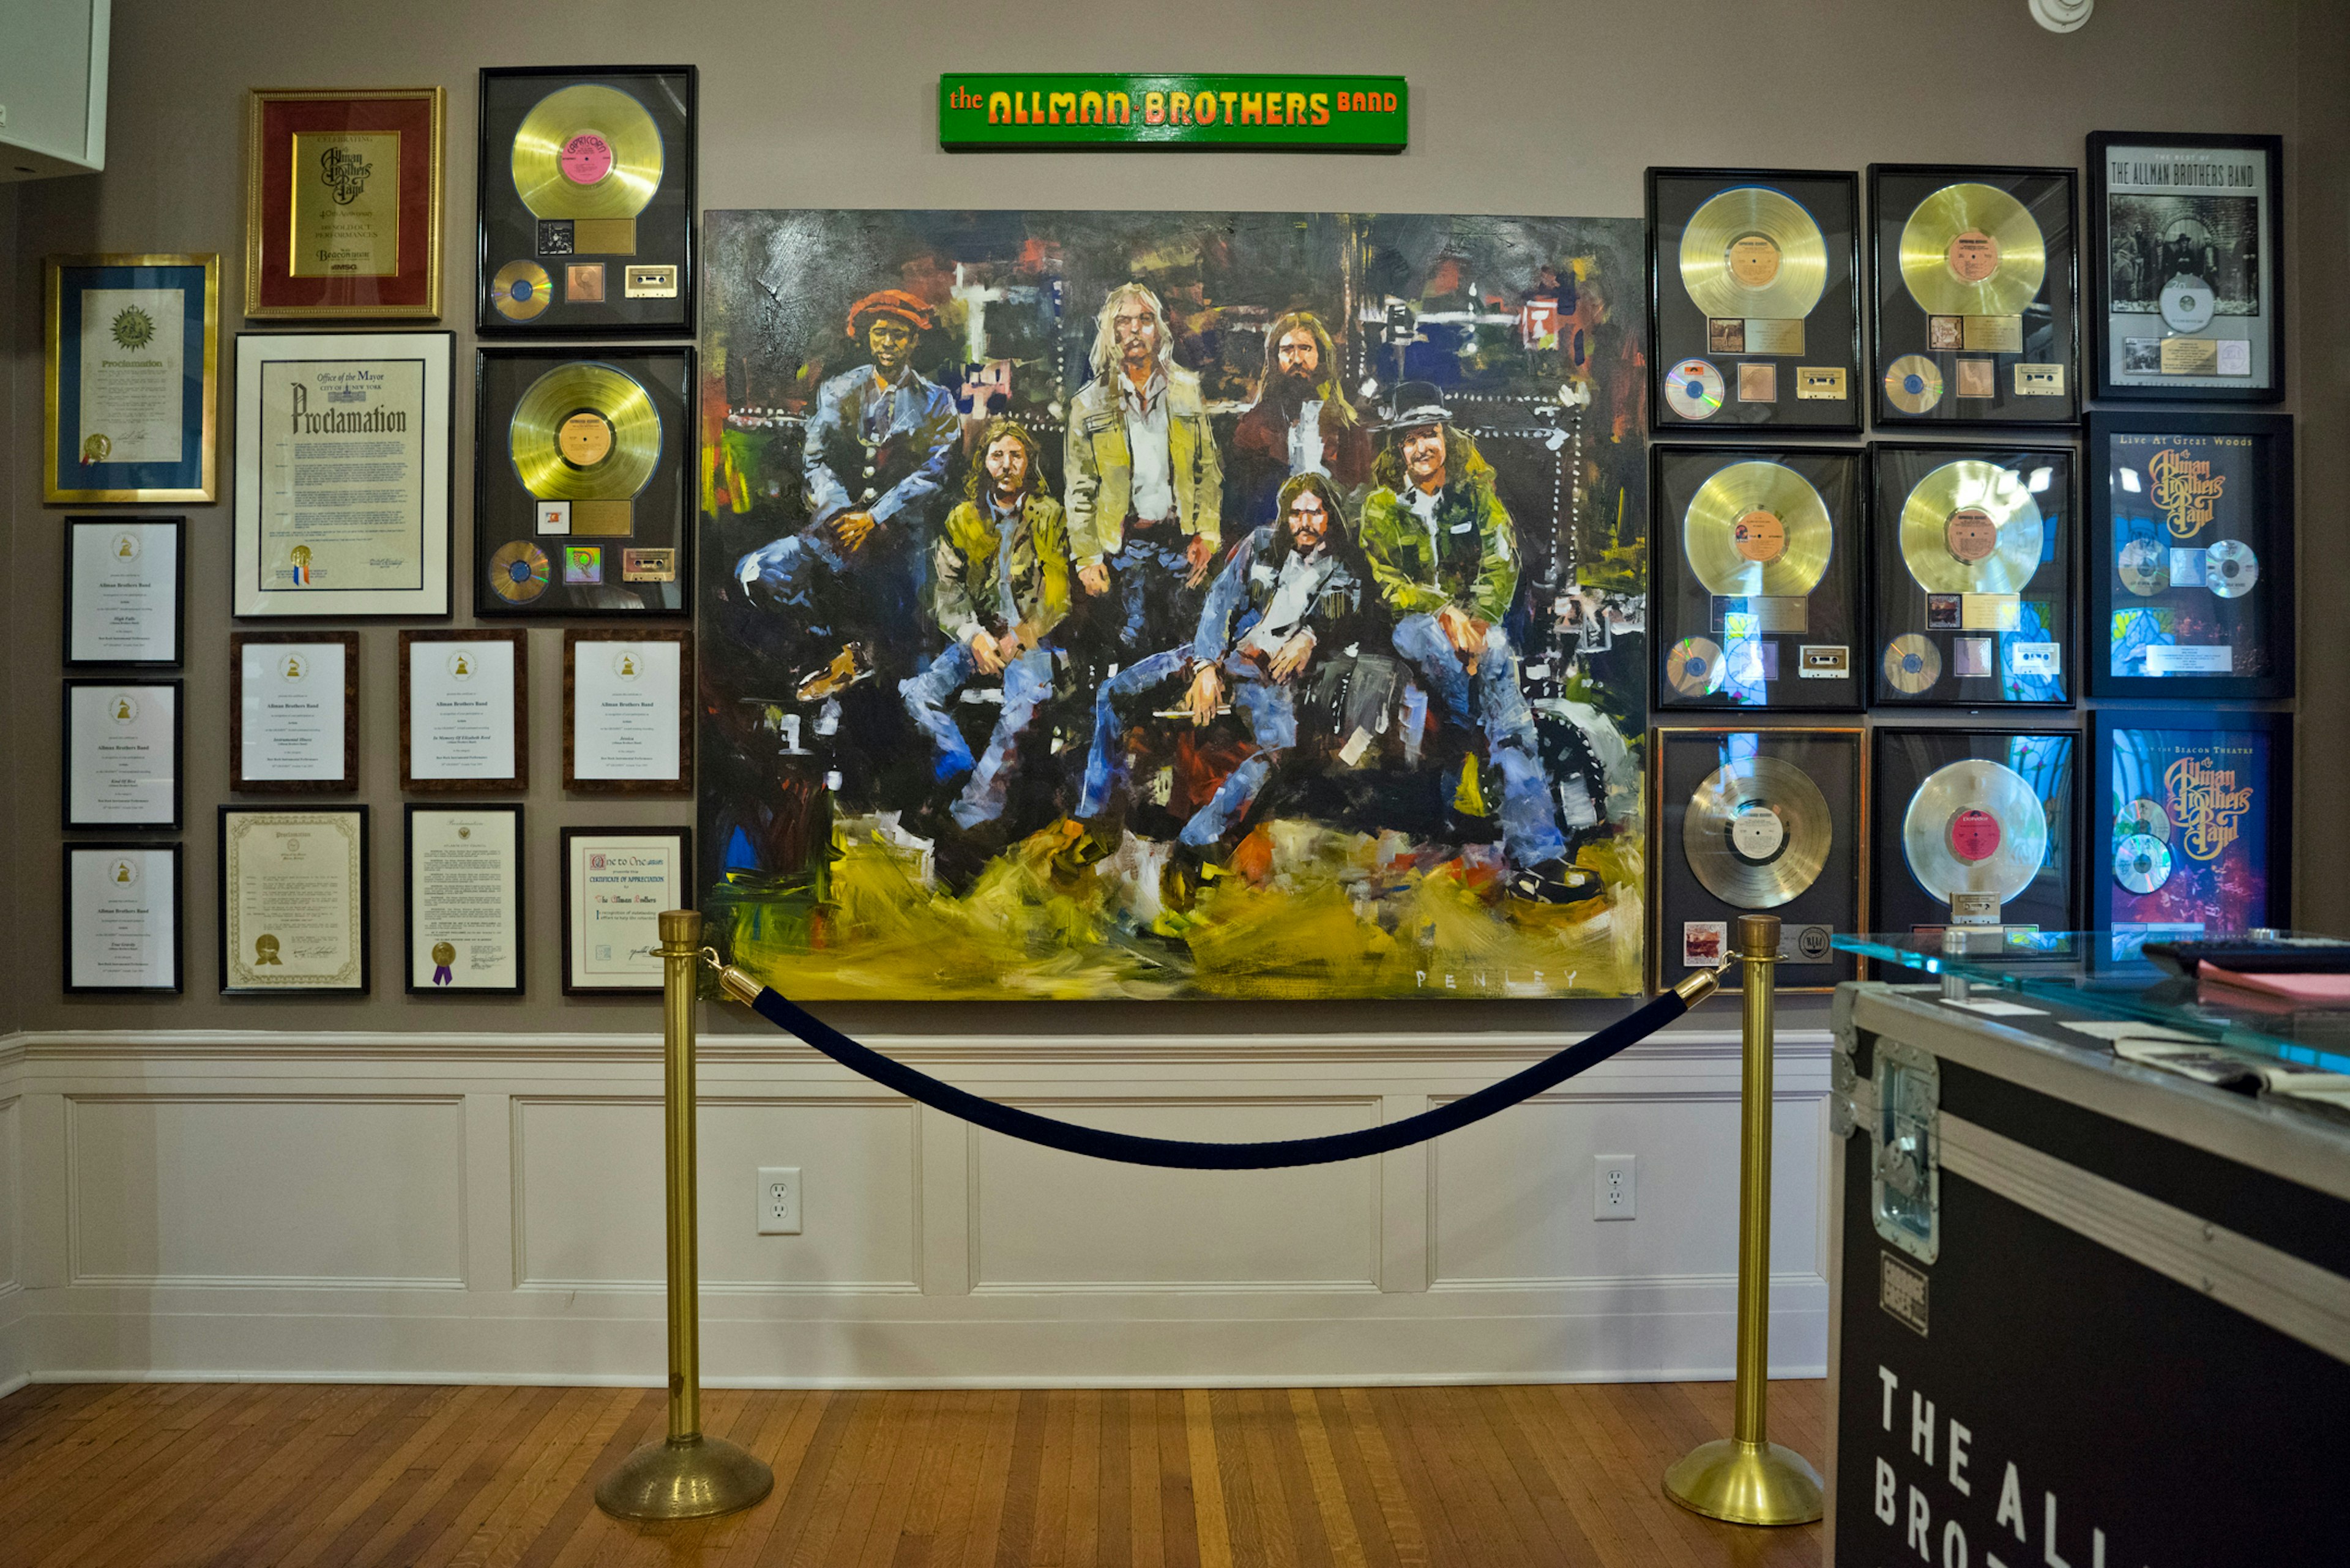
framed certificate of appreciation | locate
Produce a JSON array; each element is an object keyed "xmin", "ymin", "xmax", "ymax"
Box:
[
  {"xmin": 244, "ymin": 88, "xmax": 446, "ymax": 319},
  {"xmin": 564, "ymin": 629, "xmax": 690, "ymax": 793},
  {"xmin": 405, "ymin": 804, "xmax": 523, "ymax": 995},
  {"xmin": 64, "ymin": 680, "xmax": 182, "ymax": 830},
  {"xmin": 219, "ymin": 805, "xmax": 370, "ymax": 994},
  {"xmin": 400, "ymin": 629, "xmax": 526, "ymax": 791},
  {"xmin": 561, "ymin": 825, "xmax": 689, "ymax": 993},
  {"xmin": 65, "ymin": 517, "xmax": 184, "ymax": 667},
  {"xmin": 44, "ymin": 254, "xmax": 219, "ymax": 504},
  {"xmin": 233, "ymin": 330, "xmax": 452, "ymax": 618},
  {"xmin": 231, "ymin": 632, "xmax": 358, "ymax": 791},
  {"xmin": 65, "ymin": 842, "xmax": 184, "ymax": 995}
]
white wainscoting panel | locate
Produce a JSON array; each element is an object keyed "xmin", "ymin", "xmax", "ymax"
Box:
[
  {"xmin": 0, "ymin": 1094, "xmax": 20, "ymax": 1294},
  {"xmin": 66, "ymin": 1095, "xmax": 465, "ymax": 1288}
]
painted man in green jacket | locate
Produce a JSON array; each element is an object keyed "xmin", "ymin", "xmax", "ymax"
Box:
[{"xmin": 1357, "ymin": 383, "xmax": 1597, "ymax": 905}]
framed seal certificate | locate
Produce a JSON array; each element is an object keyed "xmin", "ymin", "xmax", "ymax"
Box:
[
  {"xmin": 564, "ymin": 629, "xmax": 690, "ymax": 793},
  {"xmin": 231, "ymin": 632, "xmax": 358, "ymax": 791},
  {"xmin": 561, "ymin": 825, "xmax": 689, "ymax": 993},
  {"xmin": 245, "ymin": 88, "xmax": 446, "ymax": 319},
  {"xmin": 233, "ymin": 330, "xmax": 452, "ymax": 618},
  {"xmin": 405, "ymin": 804, "xmax": 523, "ymax": 995},
  {"xmin": 219, "ymin": 806, "xmax": 370, "ymax": 994},
  {"xmin": 65, "ymin": 842, "xmax": 184, "ymax": 995},
  {"xmin": 64, "ymin": 679, "xmax": 182, "ymax": 829},
  {"xmin": 64, "ymin": 517, "xmax": 184, "ymax": 667},
  {"xmin": 44, "ymin": 254, "xmax": 219, "ymax": 504}
]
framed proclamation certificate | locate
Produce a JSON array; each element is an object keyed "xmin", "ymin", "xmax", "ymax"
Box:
[
  {"xmin": 44, "ymin": 254, "xmax": 219, "ymax": 504},
  {"xmin": 245, "ymin": 88, "xmax": 446, "ymax": 319},
  {"xmin": 561, "ymin": 825, "xmax": 688, "ymax": 993},
  {"xmin": 233, "ymin": 330, "xmax": 452, "ymax": 618},
  {"xmin": 64, "ymin": 680, "xmax": 182, "ymax": 830},
  {"xmin": 564, "ymin": 629, "xmax": 689, "ymax": 793},
  {"xmin": 399, "ymin": 629, "xmax": 526, "ymax": 791},
  {"xmin": 219, "ymin": 805, "xmax": 370, "ymax": 994},
  {"xmin": 231, "ymin": 632, "xmax": 358, "ymax": 791},
  {"xmin": 65, "ymin": 842, "xmax": 184, "ymax": 995},
  {"xmin": 64, "ymin": 517, "xmax": 184, "ymax": 667},
  {"xmin": 405, "ymin": 804, "xmax": 523, "ymax": 995}
]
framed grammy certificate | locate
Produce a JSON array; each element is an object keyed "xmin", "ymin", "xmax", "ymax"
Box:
[
  {"xmin": 43, "ymin": 254, "xmax": 219, "ymax": 504},
  {"xmin": 233, "ymin": 330, "xmax": 453, "ymax": 618},
  {"xmin": 400, "ymin": 629, "xmax": 528, "ymax": 791},
  {"xmin": 405, "ymin": 804, "xmax": 524, "ymax": 995},
  {"xmin": 64, "ymin": 679, "xmax": 182, "ymax": 830},
  {"xmin": 231, "ymin": 632, "xmax": 359, "ymax": 792},
  {"xmin": 564, "ymin": 629, "xmax": 690, "ymax": 794},
  {"xmin": 65, "ymin": 842, "xmax": 184, "ymax": 995},
  {"xmin": 219, "ymin": 805, "xmax": 370, "ymax": 994},
  {"xmin": 244, "ymin": 88, "xmax": 446, "ymax": 319},
  {"xmin": 561, "ymin": 825, "xmax": 690, "ymax": 994},
  {"xmin": 64, "ymin": 517, "xmax": 184, "ymax": 667}
]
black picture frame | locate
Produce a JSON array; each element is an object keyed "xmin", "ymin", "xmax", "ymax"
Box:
[
  {"xmin": 403, "ymin": 802, "xmax": 526, "ymax": 996},
  {"xmin": 64, "ymin": 840, "xmax": 185, "ymax": 996},
  {"xmin": 472, "ymin": 346, "xmax": 694, "ymax": 619},
  {"xmin": 2088, "ymin": 708, "xmax": 2291, "ymax": 949},
  {"xmin": 1868, "ymin": 163, "xmax": 2081, "ymax": 428},
  {"xmin": 2086, "ymin": 131, "xmax": 2285, "ymax": 404},
  {"xmin": 559, "ymin": 824, "xmax": 692, "ymax": 995},
  {"xmin": 62, "ymin": 678, "xmax": 184, "ymax": 831},
  {"xmin": 1868, "ymin": 442, "xmax": 2076, "ymax": 709},
  {"xmin": 1649, "ymin": 726, "xmax": 1865, "ymax": 996},
  {"xmin": 217, "ymin": 804, "xmax": 373, "ymax": 996},
  {"xmin": 63, "ymin": 515, "xmax": 185, "ymax": 668},
  {"xmin": 474, "ymin": 64, "xmax": 698, "ymax": 337},
  {"xmin": 1871, "ymin": 725, "xmax": 2079, "ymax": 938},
  {"xmin": 2085, "ymin": 410, "xmax": 2294, "ymax": 701},
  {"xmin": 1651, "ymin": 443, "xmax": 1867, "ymax": 712},
  {"xmin": 1646, "ymin": 167, "xmax": 1862, "ymax": 433}
]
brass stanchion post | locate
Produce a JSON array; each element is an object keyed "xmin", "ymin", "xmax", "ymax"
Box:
[
  {"xmin": 1662, "ymin": 913, "xmax": 1824, "ymax": 1526},
  {"xmin": 595, "ymin": 909, "xmax": 774, "ymax": 1522}
]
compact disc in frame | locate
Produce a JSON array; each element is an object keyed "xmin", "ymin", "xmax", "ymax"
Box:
[
  {"xmin": 1883, "ymin": 634, "xmax": 1941, "ymax": 695},
  {"xmin": 487, "ymin": 539, "xmax": 552, "ymax": 603},
  {"xmin": 1883, "ymin": 354, "xmax": 1945, "ymax": 415},
  {"xmin": 1668, "ymin": 636, "xmax": 1728, "ymax": 697},
  {"xmin": 2117, "ymin": 797, "xmax": 2171, "ymax": 843},
  {"xmin": 2206, "ymin": 539, "xmax": 2259, "ymax": 598},
  {"xmin": 1665, "ymin": 358, "xmax": 1726, "ymax": 420},
  {"xmin": 2114, "ymin": 832, "xmax": 2173, "ymax": 895},
  {"xmin": 490, "ymin": 259, "xmax": 553, "ymax": 321},
  {"xmin": 2117, "ymin": 539, "xmax": 2170, "ymax": 597}
]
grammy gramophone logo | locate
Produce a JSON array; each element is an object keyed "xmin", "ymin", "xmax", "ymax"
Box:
[
  {"xmin": 2165, "ymin": 755, "xmax": 2254, "ymax": 862},
  {"xmin": 318, "ymin": 143, "xmax": 375, "ymax": 206}
]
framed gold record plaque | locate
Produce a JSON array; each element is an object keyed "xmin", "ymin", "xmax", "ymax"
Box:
[
  {"xmin": 1647, "ymin": 168, "xmax": 1859, "ymax": 431},
  {"xmin": 1652, "ymin": 444, "xmax": 1863, "ymax": 712},
  {"xmin": 473, "ymin": 346, "xmax": 692, "ymax": 616},
  {"xmin": 476, "ymin": 66, "xmax": 696, "ymax": 334},
  {"xmin": 1650, "ymin": 726, "xmax": 1865, "ymax": 995},
  {"xmin": 1871, "ymin": 726, "xmax": 2077, "ymax": 938},
  {"xmin": 244, "ymin": 88, "xmax": 445, "ymax": 318},
  {"xmin": 1869, "ymin": 165, "xmax": 2079, "ymax": 427}
]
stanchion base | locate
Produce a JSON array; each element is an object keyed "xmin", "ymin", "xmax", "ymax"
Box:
[
  {"xmin": 595, "ymin": 1435, "xmax": 774, "ymax": 1521},
  {"xmin": 1663, "ymin": 1437, "xmax": 1823, "ymax": 1526}
]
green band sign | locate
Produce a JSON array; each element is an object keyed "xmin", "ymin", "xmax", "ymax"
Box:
[{"xmin": 939, "ymin": 74, "xmax": 1408, "ymax": 152}]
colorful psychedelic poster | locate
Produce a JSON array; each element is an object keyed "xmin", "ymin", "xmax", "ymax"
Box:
[
  {"xmin": 697, "ymin": 210, "xmax": 1651, "ymax": 999},
  {"xmin": 2094, "ymin": 711, "xmax": 2290, "ymax": 958}
]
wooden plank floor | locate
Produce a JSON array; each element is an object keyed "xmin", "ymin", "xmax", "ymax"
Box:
[{"xmin": 0, "ymin": 1379, "xmax": 1826, "ymax": 1567}]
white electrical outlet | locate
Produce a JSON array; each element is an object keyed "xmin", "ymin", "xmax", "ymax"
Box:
[
  {"xmin": 756, "ymin": 1166, "xmax": 802, "ymax": 1234},
  {"xmin": 1594, "ymin": 1154, "xmax": 1636, "ymax": 1220}
]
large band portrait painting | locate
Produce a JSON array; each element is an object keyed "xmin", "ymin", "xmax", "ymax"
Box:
[{"xmin": 699, "ymin": 210, "xmax": 1649, "ymax": 999}]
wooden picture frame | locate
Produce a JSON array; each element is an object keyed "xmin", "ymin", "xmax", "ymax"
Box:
[
  {"xmin": 230, "ymin": 632, "xmax": 360, "ymax": 793},
  {"xmin": 563, "ymin": 629, "xmax": 691, "ymax": 794},
  {"xmin": 399, "ymin": 628, "xmax": 528, "ymax": 791}
]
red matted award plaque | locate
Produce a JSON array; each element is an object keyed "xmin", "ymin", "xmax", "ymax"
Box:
[{"xmin": 244, "ymin": 88, "xmax": 446, "ymax": 318}]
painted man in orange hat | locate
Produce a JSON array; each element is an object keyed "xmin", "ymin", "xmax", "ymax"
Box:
[{"xmin": 736, "ymin": 288, "xmax": 961, "ymax": 692}]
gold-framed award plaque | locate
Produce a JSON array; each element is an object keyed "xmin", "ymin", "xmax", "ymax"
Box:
[
  {"xmin": 43, "ymin": 254, "xmax": 220, "ymax": 504},
  {"xmin": 245, "ymin": 88, "xmax": 446, "ymax": 318}
]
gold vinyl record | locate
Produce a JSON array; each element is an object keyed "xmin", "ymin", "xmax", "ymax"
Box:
[
  {"xmin": 1902, "ymin": 758, "xmax": 2048, "ymax": 906},
  {"xmin": 1682, "ymin": 753, "xmax": 1832, "ymax": 909},
  {"xmin": 509, "ymin": 362, "xmax": 663, "ymax": 502},
  {"xmin": 512, "ymin": 83, "xmax": 665, "ymax": 222},
  {"xmin": 1898, "ymin": 182, "xmax": 2047, "ymax": 318},
  {"xmin": 1898, "ymin": 460, "xmax": 2045, "ymax": 594},
  {"xmin": 1678, "ymin": 187, "xmax": 1830, "ymax": 321},
  {"xmin": 1883, "ymin": 634, "xmax": 1941, "ymax": 694},
  {"xmin": 490, "ymin": 259, "xmax": 553, "ymax": 322},
  {"xmin": 1682, "ymin": 461, "xmax": 1833, "ymax": 597}
]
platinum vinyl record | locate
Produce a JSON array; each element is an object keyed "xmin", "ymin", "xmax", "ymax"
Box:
[
  {"xmin": 1902, "ymin": 758, "xmax": 2049, "ymax": 905},
  {"xmin": 1682, "ymin": 753, "xmax": 1832, "ymax": 909}
]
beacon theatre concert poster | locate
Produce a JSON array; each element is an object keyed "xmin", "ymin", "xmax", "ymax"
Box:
[{"xmin": 697, "ymin": 210, "xmax": 1649, "ymax": 1000}]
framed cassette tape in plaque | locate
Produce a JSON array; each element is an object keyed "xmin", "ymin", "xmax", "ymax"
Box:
[
  {"xmin": 475, "ymin": 65, "xmax": 696, "ymax": 335},
  {"xmin": 2087, "ymin": 411, "xmax": 2292, "ymax": 701},
  {"xmin": 2090, "ymin": 709, "xmax": 2290, "ymax": 958},
  {"xmin": 1870, "ymin": 443, "xmax": 2074, "ymax": 707},
  {"xmin": 2088, "ymin": 132, "xmax": 2284, "ymax": 403},
  {"xmin": 1872, "ymin": 727, "xmax": 2077, "ymax": 938},
  {"xmin": 474, "ymin": 346, "xmax": 692, "ymax": 617},
  {"xmin": 1653, "ymin": 444, "xmax": 1863, "ymax": 711},
  {"xmin": 1651, "ymin": 727, "xmax": 1864, "ymax": 995},
  {"xmin": 1869, "ymin": 165, "xmax": 2079, "ymax": 427},
  {"xmin": 1647, "ymin": 168, "xmax": 1860, "ymax": 431}
]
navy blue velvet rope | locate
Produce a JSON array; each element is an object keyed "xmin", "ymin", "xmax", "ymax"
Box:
[{"xmin": 743, "ymin": 984, "xmax": 1696, "ymax": 1170}]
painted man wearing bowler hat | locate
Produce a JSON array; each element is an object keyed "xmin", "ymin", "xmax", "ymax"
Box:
[{"xmin": 1357, "ymin": 383, "xmax": 1599, "ymax": 905}]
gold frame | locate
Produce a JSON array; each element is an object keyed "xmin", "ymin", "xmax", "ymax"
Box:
[
  {"xmin": 244, "ymin": 87, "xmax": 446, "ymax": 320},
  {"xmin": 1645, "ymin": 725, "xmax": 1870, "ymax": 996},
  {"xmin": 43, "ymin": 252, "xmax": 221, "ymax": 505}
]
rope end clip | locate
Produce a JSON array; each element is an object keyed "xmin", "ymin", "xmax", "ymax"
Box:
[{"xmin": 1671, "ymin": 966, "xmax": 1723, "ymax": 1008}]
